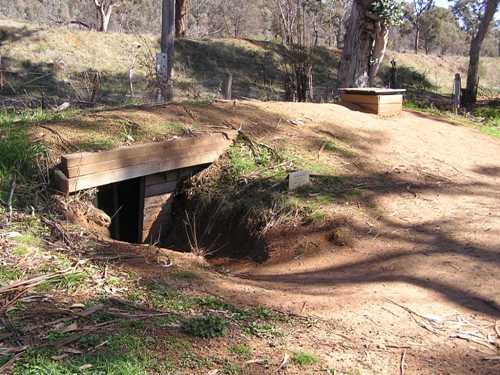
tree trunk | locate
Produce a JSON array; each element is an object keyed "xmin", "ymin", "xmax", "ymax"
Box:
[
  {"xmin": 339, "ymin": 0, "xmax": 376, "ymax": 88},
  {"xmin": 101, "ymin": 6, "xmax": 113, "ymax": 32},
  {"xmin": 175, "ymin": 0, "xmax": 188, "ymax": 38},
  {"xmin": 368, "ymin": 22, "xmax": 388, "ymax": 86},
  {"xmin": 414, "ymin": 26, "xmax": 419, "ymax": 54},
  {"xmin": 464, "ymin": 0, "xmax": 499, "ymax": 107},
  {"xmin": 94, "ymin": 1, "xmax": 114, "ymax": 33},
  {"xmin": 159, "ymin": 0, "xmax": 176, "ymax": 100},
  {"xmin": 339, "ymin": 0, "xmax": 394, "ymax": 88}
]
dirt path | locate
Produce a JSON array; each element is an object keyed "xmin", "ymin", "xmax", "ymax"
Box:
[{"xmin": 196, "ymin": 103, "xmax": 500, "ymax": 374}]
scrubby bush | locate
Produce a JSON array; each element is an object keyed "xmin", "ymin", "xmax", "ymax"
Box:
[{"xmin": 182, "ymin": 315, "xmax": 229, "ymax": 338}]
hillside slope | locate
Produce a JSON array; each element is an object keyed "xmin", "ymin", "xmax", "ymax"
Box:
[
  {"xmin": 1, "ymin": 99, "xmax": 499, "ymax": 374},
  {"xmin": 1, "ymin": 19, "xmax": 499, "ymax": 106}
]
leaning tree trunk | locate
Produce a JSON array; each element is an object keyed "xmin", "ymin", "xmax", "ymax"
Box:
[
  {"xmin": 339, "ymin": 0, "xmax": 376, "ymax": 88},
  {"xmin": 175, "ymin": 0, "xmax": 188, "ymax": 38},
  {"xmin": 464, "ymin": 0, "xmax": 499, "ymax": 107}
]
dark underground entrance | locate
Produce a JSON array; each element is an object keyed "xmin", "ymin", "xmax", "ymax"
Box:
[
  {"xmin": 97, "ymin": 177, "xmax": 143, "ymax": 244},
  {"xmin": 94, "ymin": 167, "xmax": 268, "ymax": 262}
]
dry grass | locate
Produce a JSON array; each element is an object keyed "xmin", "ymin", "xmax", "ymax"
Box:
[
  {"xmin": 385, "ymin": 51, "xmax": 500, "ymax": 93},
  {"xmin": 1, "ymin": 19, "xmax": 498, "ymax": 104}
]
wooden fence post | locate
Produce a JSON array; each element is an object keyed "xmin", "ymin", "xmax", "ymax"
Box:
[
  {"xmin": 0, "ymin": 56, "xmax": 4, "ymax": 91},
  {"xmin": 223, "ymin": 71, "xmax": 233, "ymax": 100},
  {"xmin": 129, "ymin": 68, "xmax": 134, "ymax": 97},
  {"xmin": 390, "ymin": 59, "xmax": 398, "ymax": 89},
  {"xmin": 453, "ymin": 73, "xmax": 461, "ymax": 114}
]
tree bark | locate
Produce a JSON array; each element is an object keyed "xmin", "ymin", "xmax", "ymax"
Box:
[
  {"xmin": 368, "ymin": 22, "xmax": 389, "ymax": 86},
  {"xmin": 159, "ymin": 0, "xmax": 176, "ymax": 100},
  {"xmin": 464, "ymin": 0, "xmax": 499, "ymax": 107},
  {"xmin": 175, "ymin": 0, "xmax": 188, "ymax": 38},
  {"xmin": 339, "ymin": 0, "xmax": 375, "ymax": 87}
]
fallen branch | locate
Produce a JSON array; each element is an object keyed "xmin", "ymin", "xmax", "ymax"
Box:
[
  {"xmin": 38, "ymin": 125, "xmax": 75, "ymax": 152},
  {"xmin": 0, "ymin": 269, "xmax": 73, "ymax": 295},
  {"xmin": 0, "ymin": 351, "xmax": 25, "ymax": 373},
  {"xmin": 41, "ymin": 216, "xmax": 73, "ymax": 248},
  {"xmin": 450, "ymin": 333, "xmax": 497, "ymax": 351}
]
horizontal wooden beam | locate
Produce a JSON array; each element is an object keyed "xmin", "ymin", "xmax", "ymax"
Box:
[{"xmin": 56, "ymin": 131, "xmax": 237, "ymax": 194}]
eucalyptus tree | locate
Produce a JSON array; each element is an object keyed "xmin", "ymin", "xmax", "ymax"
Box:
[
  {"xmin": 452, "ymin": 0, "xmax": 499, "ymax": 105},
  {"xmin": 339, "ymin": 0, "xmax": 404, "ymax": 87}
]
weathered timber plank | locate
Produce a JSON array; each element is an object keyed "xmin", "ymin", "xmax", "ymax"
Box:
[
  {"xmin": 63, "ymin": 132, "xmax": 235, "ymax": 168},
  {"xmin": 351, "ymin": 103, "xmax": 380, "ymax": 114},
  {"xmin": 144, "ymin": 181, "xmax": 178, "ymax": 197},
  {"xmin": 145, "ymin": 172, "xmax": 179, "ymax": 187},
  {"xmin": 340, "ymin": 88, "xmax": 406, "ymax": 95},
  {"xmin": 341, "ymin": 93, "xmax": 379, "ymax": 105},
  {"xmin": 137, "ymin": 177, "xmax": 145, "ymax": 244},
  {"xmin": 378, "ymin": 94, "xmax": 403, "ymax": 104},
  {"xmin": 378, "ymin": 103, "xmax": 403, "ymax": 116},
  {"xmin": 64, "ymin": 135, "xmax": 233, "ymax": 178},
  {"xmin": 142, "ymin": 192, "xmax": 173, "ymax": 243},
  {"xmin": 64, "ymin": 150, "xmax": 222, "ymax": 193}
]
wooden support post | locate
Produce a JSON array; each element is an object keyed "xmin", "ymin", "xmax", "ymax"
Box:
[
  {"xmin": 111, "ymin": 183, "xmax": 121, "ymax": 240},
  {"xmin": 128, "ymin": 68, "xmax": 134, "ymax": 97},
  {"xmin": 158, "ymin": 0, "xmax": 175, "ymax": 101},
  {"xmin": 0, "ymin": 55, "xmax": 4, "ymax": 91},
  {"xmin": 453, "ymin": 73, "xmax": 461, "ymax": 114},
  {"xmin": 223, "ymin": 71, "xmax": 233, "ymax": 100}
]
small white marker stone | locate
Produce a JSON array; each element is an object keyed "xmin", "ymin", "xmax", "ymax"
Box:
[{"xmin": 289, "ymin": 171, "xmax": 311, "ymax": 191}]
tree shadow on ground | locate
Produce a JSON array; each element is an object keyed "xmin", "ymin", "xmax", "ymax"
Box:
[{"xmin": 222, "ymin": 161, "xmax": 500, "ymax": 318}]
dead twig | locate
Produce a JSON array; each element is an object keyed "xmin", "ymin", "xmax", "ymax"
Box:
[
  {"xmin": 38, "ymin": 124, "xmax": 75, "ymax": 152},
  {"xmin": 0, "ymin": 268, "xmax": 73, "ymax": 295},
  {"xmin": 40, "ymin": 216, "xmax": 73, "ymax": 248},
  {"xmin": 7, "ymin": 173, "xmax": 16, "ymax": 222},
  {"xmin": 400, "ymin": 350, "xmax": 406, "ymax": 375},
  {"xmin": 450, "ymin": 333, "xmax": 497, "ymax": 351},
  {"xmin": 0, "ymin": 351, "xmax": 25, "ymax": 373}
]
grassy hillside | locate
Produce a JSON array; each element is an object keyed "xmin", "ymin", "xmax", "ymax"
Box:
[{"xmin": 1, "ymin": 19, "xmax": 499, "ymax": 108}]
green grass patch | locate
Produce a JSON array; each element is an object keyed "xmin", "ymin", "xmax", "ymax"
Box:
[
  {"xmin": 178, "ymin": 351, "xmax": 213, "ymax": 370},
  {"xmin": 229, "ymin": 344, "xmax": 252, "ymax": 360},
  {"xmin": 144, "ymin": 281, "xmax": 194, "ymax": 312},
  {"xmin": 0, "ymin": 265, "xmax": 23, "ymax": 284},
  {"xmin": 322, "ymin": 140, "xmax": 357, "ymax": 158},
  {"xmin": 0, "ymin": 109, "xmax": 77, "ymax": 206},
  {"xmin": 13, "ymin": 332, "xmax": 160, "ymax": 375},
  {"xmin": 475, "ymin": 106, "xmax": 500, "ymax": 138},
  {"xmin": 403, "ymin": 100, "xmax": 443, "ymax": 116},
  {"xmin": 292, "ymin": 351, "xmax": 320, "ymax": 367},
  {"xmin": 221, "ymin": 360, "xmax": 242, "ymax": 375},
  {"xmin": 14, "ymin": 232, "xmax": 41, "ymax": 246},
  {"xmin": 36, "ymin": 271, "xmax": 88, "ymax": 293},
  {"xmin": 243, "ymin": 321, "xmax": 281, "ymax": 337},
  {"xmin": 171, "ymin": 270, "xmax": 200, "ymax": 281},
  {"xmin": 481, "ymin": 126, "xmax": 500, "ymax": 138},
  {"xmin": 76, "ymin": 137, "xmax": 116, "ymax": 151}
]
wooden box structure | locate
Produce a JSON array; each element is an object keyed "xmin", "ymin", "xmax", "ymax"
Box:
[
  {"xmin": 340, "ymin": 88, "xmax": 406, "ymax": 116},
  {"xmin": 55, "ymin": 132, "xmax": 236, "ymax": 243}
]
